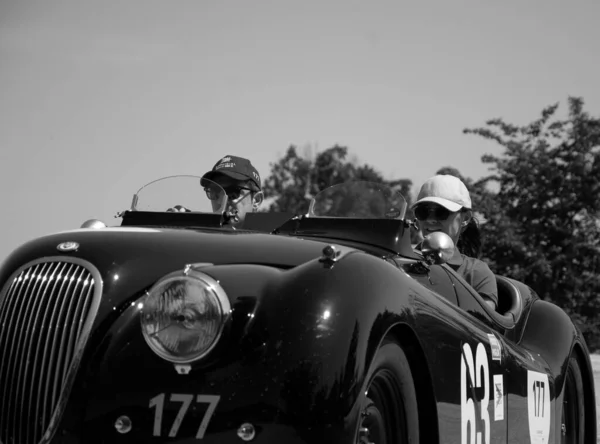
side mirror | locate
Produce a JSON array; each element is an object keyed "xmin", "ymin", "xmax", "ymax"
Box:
[{"xmin": 421, "ymin": 232, "xmax": 455, "ymax": 265}]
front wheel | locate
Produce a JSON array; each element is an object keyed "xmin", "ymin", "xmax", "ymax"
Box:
[
  {"xmin": 561, "ymin": 355, "xmax": 585, "ymax": 444},
  {"xmin": 358, "ymin": 339, "xmax": 419, "ymax": 444}
]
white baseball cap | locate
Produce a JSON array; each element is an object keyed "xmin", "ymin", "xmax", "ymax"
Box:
[{"xmin": 412, "ymin": 175, "xmax": 472, "ymax": 212}]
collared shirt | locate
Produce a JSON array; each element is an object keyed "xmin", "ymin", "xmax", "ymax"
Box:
[{"xmin": 445, "ymin": 247, "xmax": 498, "ymax": 305}]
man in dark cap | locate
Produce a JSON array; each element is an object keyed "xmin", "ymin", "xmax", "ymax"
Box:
[{"xmin": 200, "ymin": 155, "xmax": 264, "ymax": 227}]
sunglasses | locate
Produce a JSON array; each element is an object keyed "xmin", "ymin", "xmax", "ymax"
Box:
[
  {"xmin": 414, "ymin": 205, "xmax": 457, "ymax": 221},
  {"xmin": 204, "ymin": 185, "xmax": 253, "ymax": 201}
]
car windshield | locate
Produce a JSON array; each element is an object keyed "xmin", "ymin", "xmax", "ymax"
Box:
[
  {"xmin": 308, "ymin": 181, "xmax": 408, "ymax": 220},
  {"xmin": 130, "ymin": 175, "xmax": 228, "ymax": 214}
]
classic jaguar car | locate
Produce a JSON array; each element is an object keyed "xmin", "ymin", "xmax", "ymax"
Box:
[{"xmin": 0, "ymin": 176, "xmax": 595, "ymax": 444}]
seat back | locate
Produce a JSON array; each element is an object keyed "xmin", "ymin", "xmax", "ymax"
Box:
[{"xmin": 496, "ymin": 275, "xmax": 523, "ymax": 323}]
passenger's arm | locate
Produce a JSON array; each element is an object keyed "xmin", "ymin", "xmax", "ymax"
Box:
[
  {"xmin": 472, "ymin": 262, "xmax": 498, "ymax": 310},
  {"xmin": 482, "ymin": 296, "xmax": 497, "ymax": 310}
]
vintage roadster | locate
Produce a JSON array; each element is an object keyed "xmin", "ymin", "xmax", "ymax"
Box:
[{"xmin": 0, "ymin": 176, "xmax": 596, "ymax": 444}]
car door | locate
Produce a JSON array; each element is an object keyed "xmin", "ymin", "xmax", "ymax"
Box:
[
  {"xmin": 434, "ymin": 299, "xmax": 511, "ymax": 444},
  {"xmin": 403, "ymin": 261, "xmax": 507, "ymax": 443},
  {"xmin": 401, "ymin": 261, "xmax": 459, "ymax": 305},
  {"xmin": 446, "ymin": 271, "xmax": 555, "ymax": 444}
]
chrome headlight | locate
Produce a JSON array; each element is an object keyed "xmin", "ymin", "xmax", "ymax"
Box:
[{"xmin": 140, "ymin": 269, "xmax": 231, "ymax": 363}]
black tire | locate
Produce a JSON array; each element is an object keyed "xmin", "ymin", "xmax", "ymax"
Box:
[
  {"xmin": 561, "ymin": 355, "xmax": 585, "ymax": 444},
  {"xmin": 358, "ymin": 339, "xmax": 419, "ymax": 444}
]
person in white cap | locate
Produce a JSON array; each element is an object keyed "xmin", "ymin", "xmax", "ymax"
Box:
[{"xmin": 412, "ymin": 174, "xmax": 498, "ymax": 309}]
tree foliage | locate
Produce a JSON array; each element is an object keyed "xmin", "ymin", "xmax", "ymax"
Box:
[
  {"xmin": 464, "ymin": 97, "xmax": 600, "ymax": 348},
  {"xmin": 263, "ymin": 144, "xmax": 413, "ymax": 216}
]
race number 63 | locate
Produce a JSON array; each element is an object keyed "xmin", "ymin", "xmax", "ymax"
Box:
[
  {"xmin": 461, "ymin": 342, "xmax": 490, "ymax": 444},
  {"xmin": 149, "ymin": 393, "xmax": 220, "ymax": 439}
]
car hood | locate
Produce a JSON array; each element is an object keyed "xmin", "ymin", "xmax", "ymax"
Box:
[
  {"xmin": 2, "ymin": 226, "xmax": 336, "ymax": 273},
  {"xmin": 0, "ymin": 226, "xmax": 342, "ymax": 303}
]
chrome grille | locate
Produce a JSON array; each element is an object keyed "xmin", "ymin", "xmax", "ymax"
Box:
[{"xmin": 0, "ymin": 258, "xmax": 102, "ymax": 444}]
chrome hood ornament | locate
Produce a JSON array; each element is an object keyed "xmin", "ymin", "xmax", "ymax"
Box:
[
  {"xmin": 57, "ymin": 241, "xmax": 80, "ymax": 252},
  {"xmin": 81, "ymin": 219, "xmax": 106, "ymax": 229}
]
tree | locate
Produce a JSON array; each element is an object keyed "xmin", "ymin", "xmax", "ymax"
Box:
[
  {"xmin": 261, "ymin": 145, "xmax": 314, "ymax": 215},
  {"xmin": 263, "ymin": 144, "xmax": 413, "ymax": 216},
  {"xmin": 464, "ymin": 97, "xmax": 600, "ymax": 348}
]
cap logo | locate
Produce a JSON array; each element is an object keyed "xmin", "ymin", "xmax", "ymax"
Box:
[
  {"xmin": 253, "ymin": 172, "xmax": 260, "ymax": 182},
  {"xmin": 215, "ymin": 162, "xmax": 235, "ymax": 170},
  {"xmin": 220, "ymin": 156, "xmax": 231, "ymax": 163}
]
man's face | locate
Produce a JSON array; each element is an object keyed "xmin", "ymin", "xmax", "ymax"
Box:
[{"xmin": 208, "ymin": 175, "xmax": 257, "ymax": 226}]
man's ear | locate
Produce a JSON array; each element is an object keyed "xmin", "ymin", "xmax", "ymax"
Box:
[{"xmin": 252, "ymin": 191, "xmax": 264, "ymax": 209}]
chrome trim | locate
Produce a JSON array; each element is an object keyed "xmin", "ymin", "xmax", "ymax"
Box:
[
  {"xmin": 0, "ymin": 257, "xmax": 103, "ymax": 444},
  {"xmin": 319, "ymin": 244, "xmax": 355, "ymax": 266},
  {"xmin": 183, "ymin": 263, "xmax": 214, "ymax": 275},
  {"xmin": 130, "ymin": 193, "xmax": 139, "ymax": 211},
  {"xmin": 56, "ymin": 242, "xmax": 79, "ymax": 252},
  {"xmin": 141, "ymin": 269, "xmax": 231, "ymax": 364},
  {"xmin": 80, "ymin": 219, "xmax": 106, "ymax": 229},
  {"xmin": 320, "ymin": 245, "xmax": 341, "ymax": 263}
]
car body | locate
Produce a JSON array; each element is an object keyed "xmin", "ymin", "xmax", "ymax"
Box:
[{"xmin": 0, "ymin": 177, "xmax": 596, "ymax": 444}]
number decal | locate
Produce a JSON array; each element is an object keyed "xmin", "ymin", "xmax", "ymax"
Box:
[
  {"xmin": 476, "ymin": 343, "xmax": 490, "ymax": 444},
  {"xmin": 461, "ymin": 342, "xmax": 490, "ymax": 444},
  {"xmin": 149, "ymin": 393, "xmax": 165, "ymax": 437},
  {"xmin": 169, "ymin": 394, "xmax": 194, "ymax": 437},
  {"xmin": 461, "ymin": 343, "xmax": 476, "ymax": 444},
  {"xmin": 149, "ymin": 393, "xmax": 221, "ymax": 439},
  {"xmin": 196, "ymin": 395, "xmax": 220, "ymax": 439},
  {"xmin": 527, "ymin": 371, "xmax": 550, "ymax": 444}
]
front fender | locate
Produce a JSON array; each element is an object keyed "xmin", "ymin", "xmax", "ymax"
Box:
[
  {"xmin": 248, "ymin": 251, "xmax": 418, "ymax": 441},
  {"xmin": 52, "ymin": 252, "xmax": 420, "ymax": 443},
  {"xmin": 519, "ymin": 300, "xmax": 577, "ymax": 387}
]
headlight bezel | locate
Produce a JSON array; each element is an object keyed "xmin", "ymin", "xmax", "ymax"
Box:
[{"xmin": 140, "ymin": 268, "xmax": 232, "ymax": 364}]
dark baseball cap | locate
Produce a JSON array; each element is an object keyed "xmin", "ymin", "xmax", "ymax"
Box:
[{"xmin": 201, "ymin": 155, "xmax": 261, "ymax": 190}]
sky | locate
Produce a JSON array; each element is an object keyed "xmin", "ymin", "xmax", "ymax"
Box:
[{"xmin": 1, "ymin": 0, "xmax": 599, "ymax": 259}]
